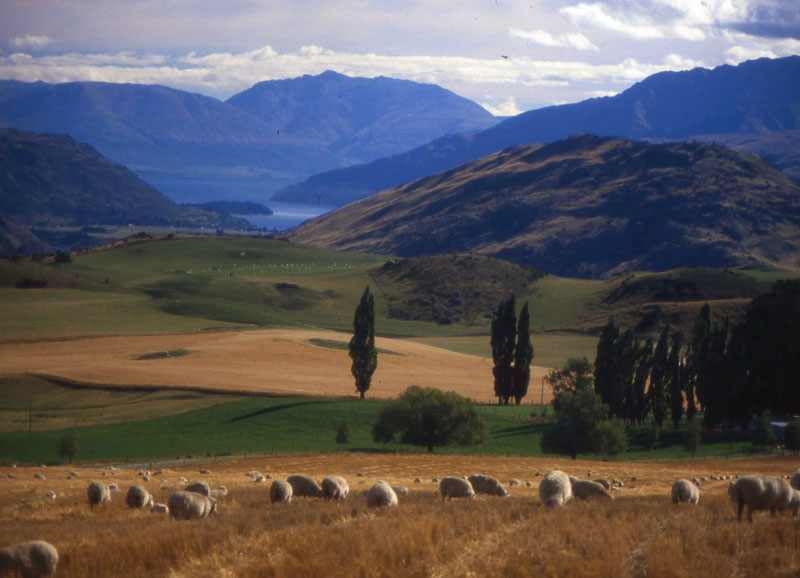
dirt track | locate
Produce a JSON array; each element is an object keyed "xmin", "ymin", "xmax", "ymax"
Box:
[{"xmin": 0, "ymin": 328, "xmax": 551, "ymax": 402}]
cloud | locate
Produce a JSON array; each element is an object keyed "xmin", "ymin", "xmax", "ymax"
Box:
[
  {"xmin": 726, "ymin": 1, "xmax": 800, "ymax": 40},
  {"xmin": 723, "ymin": 30, "xmax": 800, "ymax": 63},
  {"xmin": 509, "ymin": 28, "xmax": 598, "ymax": 51},
  {"xmin": 10, "ymin": 34, "xmax": 55, "ymax": 50},
  {"xmin": 560, "ymin": 3, "xmax": 665, "ymax": 40},
  {"xmin": 478, "ymin": 97, "xmax": 523, "ymax": 117}
]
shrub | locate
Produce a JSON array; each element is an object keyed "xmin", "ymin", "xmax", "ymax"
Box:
[
  {"xmin": 783, "ymin": 420, "xmax": 800, "ymax": 452},
  {"xmin": 335, "ymin": 419, "xmax": 351, "ymax": 445}
]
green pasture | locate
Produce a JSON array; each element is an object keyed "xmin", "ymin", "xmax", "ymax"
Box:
[{"xmin": 0, "ymin": 377, "xmax": 772, "ymax": 465}]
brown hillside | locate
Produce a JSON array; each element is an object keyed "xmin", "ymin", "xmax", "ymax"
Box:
[{"xmin": 287, "ymin": 134, "xmax": 800, "ymax": 278}]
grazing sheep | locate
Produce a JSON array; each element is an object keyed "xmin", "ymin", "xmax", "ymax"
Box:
[
  {"xmin": 33, "ymin": 473, "xmax": 45, "ymax": 481},
  {"xmin": 539, "ymin": 470, "xmax": 573, "ymax": 508},
  {"xmin": 44, "ymin": 492, "xmax": 56, "ymax": 501},
  {"xmin": 509, "ymin": 479, "xmax": 521, "ymax": 487},
  {"xmin": 413, "ymin": 478, "xmax": 421, "ymax": 484},
  {"xmin": 728, "ymin": 475, "xmax": 794, "ymax": 522},
  {"xmin": 468, "ymin": 474, "xmax": 508, "ymax": 497},
  {"xmin": 693, "ymin": 478, "xmax": 703, "ymax": 487},
  {"xmin": 199, "ymin": 469, "xmax": 211, "ymax": 475},
  {"xmin": 0, "ymin": 541, "xmax": 58, "ymax": 578},
  {"xmin": 168, "ymin": 491, "xmax": 217, "ymax": 520},
  {"xmin": 126, "ymin": 485, "xmax": 153, "ymax": 509},
  {"xmin": 440, "ymin": 477, "xmax": 476, "ymax": 501},
  {"xmin": 790, "ymin": 469, "xmax": 800, "ymax": 491},
  {"xmin": 526, "ymin": 481, "xmax": 533, "ymax": 487},
  {"xmin": 287, "ymin": 474, "xmax": 323, "ymax": 498},
  {"xmin": 671, "ymin": 479, "xmax": 700, "ymax": 505},
  {"xmin": 595, "ymin": 479, "xmax": 610, "ymax": 490},
  {"xmin": 366, "ymin": 481, "xmax": 398, "ymax": 508},
  {"xmin": 321, "ymin": 476, "xmax": 349, "ymax": 501},
  {"xmin": 109, "ymin": 483, "xmax": 119, "ymax": 491},
  {"xmin": 87, "ymin": 481, "xmax": 111, "ymax": 509},
  {"xmin": 246, "ymin": 471, "xmax": 261, "ymax": 480},
  {"xmin": 254, "ymin": 475, "xmax": 266, "ymax": 483},
  {"xmin": 210, "ymin": 485, "xmax": 228, "ymax": 499},
  {"xmin": 150, "ymin": 503, "xmax": 169, "ymax": 515},
  {"xmin": 392, "ymin": 485, "xmax": 409, "ymax": 497},
  {"xmin": 185, "ymin": 481, "xmax": 211, "ymax": 496},
  {"xmin": 270, "ymin": 479, "xmax": 293, "ymax": 504},
  {"xmin": 571, "ymin": 478, "xmax": 613, "ymax": 500}
]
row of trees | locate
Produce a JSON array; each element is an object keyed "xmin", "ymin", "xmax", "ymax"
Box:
[{"xmin": 592, "ymin": 279, "xmax": 800, "ymax": 430}]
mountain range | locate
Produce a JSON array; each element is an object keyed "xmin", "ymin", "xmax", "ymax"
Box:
[
  {"xmin": 275, "ymin": 56, "xmax": 800, "ymax": 208},
  {"xmin": 0, "ymin": 128, "xmax": 248, "ymax": 254},
  {"xmin": 286, "ymin": 134, "xmax": 800, "ymax": 278},
  {"xmin": 0, "ymin": 72, "xmax": 497, "ymax": 203}
]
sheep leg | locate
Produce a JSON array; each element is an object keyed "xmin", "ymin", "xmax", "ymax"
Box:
[{"xmin": 737, "ymin": 500, "xmax": 744, "ymax": 522}]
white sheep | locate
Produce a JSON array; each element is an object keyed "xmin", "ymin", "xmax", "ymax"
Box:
[
  {"xmin": 570, "ymin": 478, "xmax": 613, "ymax": 500},
  {"xmin": 210, "ymin": 485, "xmax": 228, "ymax": 499},
  {"xmin": 126, "ymin": 484, "xmax": 154, "ymax": 509},
  {"xmin": 439, "ymin": 477, "xmax": 476, "ymax": 501},
  {"xmin": 287, "ymin": 474, "xmax": 323, "ymax": 498},
  {"xmin": 87, "ymin": 481, "xmax": 111, "ymax": 509},
  {"xmin": 270, "ymin": 479, "xmax": 293, "ymax": 504},
  {"xmin": 468, "ymin": 474, "xmax": 508, "ymax": 497},
  {"xmin": 366, "ymin": 481, "xmax": 398, "ymax": 508},
  {"xmin": 539, "ymin": 470, "xmax": 573, "ymax": 508},
  {"xmin": 246, "ymin": 471, "xmax": 261, "ymax": 480},
  {"xmin": 33, "ymin": 473, "xmax": 45, "ymax": 481},
  {"xmin": 321, "ymin": 476, "xmax": 349, "ymax": 501},
  {"xmin": 168, "ymin": 491, "xmax": 217, "ymax": 520},
  {"xmin": 391, "ymin": 485, "xmax": 409, "ymax": 497},
  {"xmin": 728, "ymin": 475, "xmax": 794, "ymax": 522},
  {"xmin": 185, "ymin": 481, "xmax": 211, "ymax": 496},
  {"xmin": 790, "ymin": 469, "xmax": 800, "ymax": 491},
  {"xmin": 0, "ymin": 541, "xmax": 58, "ymax": 578},
  {"xmin": 150, "ymin": 503, "xmax": 169, "ymax": 515},
  {"xmin": 671, "ymin": 479, "xmax": 700, "ymax": 505}
]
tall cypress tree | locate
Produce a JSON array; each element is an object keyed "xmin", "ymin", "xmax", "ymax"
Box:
[
  {"xmin": 686, "ymin": 303, "xmax": 711, "ymax": 420},
  {"xmin": 491, "ymin": 295, "xmax": 516, "ymax": 405},
  {"xmin": 511, "ymin": 302, "xmax": 534, "ymax": 405},
  {"xmin": 349, "ymin": 286, "xmax": 378, "ymax": 400},
  {"xmin": 648, "ymin": 324, "xmax": 670, "ymax": 428},
  {"xmin": 667, "ymin": 330, "xmax": 686, "ymax": 430},
  {"xmin": 594, "ymin": 319, "xmax": 619, "ymax": 418}
]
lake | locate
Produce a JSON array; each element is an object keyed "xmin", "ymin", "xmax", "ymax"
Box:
[{"xmin": 236, "ymin": 201, "xmax": 333, "ymax": 231}]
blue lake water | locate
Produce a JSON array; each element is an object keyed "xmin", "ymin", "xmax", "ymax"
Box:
[{"xmin": 236, "ymin": 201, "xmax": 333, "ymax": 231}]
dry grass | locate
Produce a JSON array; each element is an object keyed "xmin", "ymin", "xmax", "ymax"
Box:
[
  {"xmin": 2, "ymin": 454, "xmax": 799, "ymax": 577},
  {"xmin": 0, "ymin": 328, "xmax": 550, "ymax": 404}
]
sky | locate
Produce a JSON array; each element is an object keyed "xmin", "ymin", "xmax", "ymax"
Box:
[{"xmin": 1, "ymin": 1, "xmax": 799, "ymax": 116}]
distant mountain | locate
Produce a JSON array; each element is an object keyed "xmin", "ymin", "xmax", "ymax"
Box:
[
  {"xmin": 0, "ymin": 73, "xmax": 497, "ymax": 203},
  {"xmin": 227, "ymin": 70, "xmax": 498, "ymax": 166},
  {"xmin": 275, "ymin": 56, "xmax": 800, "ymax": 207},
  {"xmin": 0, "ymin": 128, "xmax": 249, "ymax": 252},
  {"xmin": 286, "ymin": 134, "xmax": 800, "ymax": 278}
]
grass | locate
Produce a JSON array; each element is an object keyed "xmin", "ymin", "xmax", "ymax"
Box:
[
  {"xmin": 2, "ymin": 455, "xmax": 800, "ymax": 578},
  {"xmin": 0, "ymin": 377, "xmax": 777, "ymax": 465}
]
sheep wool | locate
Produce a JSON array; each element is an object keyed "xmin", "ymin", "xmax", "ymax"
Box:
[
  {"xmin": 126, "ymin": 485, "xmax": 153, "ymax": 509},
  {"xmin": 366, "ymin": 481, "xmax": 398, "ymax": 508},
  {"xmin": 0, "ymin": 541, "xmax": 58, "ymax": 578},
  {"xmin": 440, "ymin": 477, "xmax": 476, "ymax": 501},
  {"xmin": 168, "ymin": 491, "xmax": 217, "ymax": 520},
  {"xmin": 287, "ymin": 474, "xmax": 323, "ymax": 498},
  {"xmin": 671, "ymin": 479, "xmax": 700, "ymax": 505},
  {"xmin": 185, "ymin": 481, "xmax": 211, "ymax": 496},
  {"xmin": 468, "ymin": 474, "xmax": 508, "ymax": 497},
  {"xmin": 729, "ymin": 475, "xmax": 793, "ymax": 522},
  {"xmin": 539, "ymin": 470, "xmax": 573, "ymax": 508},
  {"xmin": 321, "ymin": 476, "xmax": 349, "ymax": 501},
  {"xmin": 571, "ymin": 478, "xmax": 614, "ymax": 500},
  {"xmin": 87, "ymin": 481, "xmax": 111, "ymax": 509},
  {"xmin": 270, "ymin": 479, "xmax": 293, "ymax": 504}
]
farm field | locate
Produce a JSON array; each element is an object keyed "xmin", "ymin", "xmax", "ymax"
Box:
[{"xmin": 2, "ymin": 454, "xmax": 799, "ymax": 577}]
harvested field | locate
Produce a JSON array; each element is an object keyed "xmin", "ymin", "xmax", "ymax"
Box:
[
  {"xmin": 2, "ymin": 454, "xmax": 799, "ymax": 577},
  {"xmin": 0, "ymin": 328, "xmax": 551, "ymax": 403}
]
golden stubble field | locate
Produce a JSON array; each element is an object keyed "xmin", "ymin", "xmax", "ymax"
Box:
[
  {"xmin": 0, "ymin": 328, "xmax": 551, "ymax": 403},
  {"xmin": 2, "ymin": 454, "xmax": 800, "ymax": 577}
]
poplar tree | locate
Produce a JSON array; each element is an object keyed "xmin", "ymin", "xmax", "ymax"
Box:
[
  {"xmin": 648, "ymin": 324, "xmax": 670, "ymax": 428},
  {"xmin": 667, "ymin": 330, "xmax": 686, "ymax": 430},
  {"xmin": 349, "ymin": 286, "xmax": 377, "ymax": 400},
  {"xmin": 491, "ymin": 295, "xmax": 516, "ymax": 405},
  {"xmin": 511, "ymin": 302, "xmax": 534, "ymax": 405}
]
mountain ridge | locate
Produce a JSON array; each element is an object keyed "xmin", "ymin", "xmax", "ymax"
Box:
[
  {"xmin": 286, "ymin": 134, "xmax": 800, "ymax": 278},
  {"xmin": 274, "ymin": 56, "xmax": 800, "ymax": 207}
]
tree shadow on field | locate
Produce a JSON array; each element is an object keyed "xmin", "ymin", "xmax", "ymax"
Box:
[{"xmin": 227, "ymin": 400, "xmax": 338, "ymax": 422}]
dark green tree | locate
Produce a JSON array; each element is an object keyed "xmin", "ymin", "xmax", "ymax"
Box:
[
  {"xmin": 751, "ymin": 411, "xmax": 777, "ymax": 446},
  {"xmin": 683, "ymin": 418, "xmax": 701, "ymax": 455},
  {"xmin": 648, "ymin": 324, "xmax": 671, "ymax": 428},
  {"xmin": 349, "ymin": 286, "xmax": 378, "ymax": 400},
  {"xmin": 686, "ymin": 303, "xmax": 711, "ymax": 421},
  {"xmin": 702, "ymin": 319, "xmax": 730, "ymax": 429},
  {"xmin": 783, "ymin": 420, "xmax": 800, "ymax": 453},
  {"xmin": 511, "ymin": 302, "xmax": 533, "ymax": 405},
  {"xmin": 491, "ymin": 295, "xmax": 516, "ymax": 405},
  {"xmin": 57, "ymin": 431, "xmax": 79, "ymax": 464},
  {"xmin": 667, "ymin": 330, "xmax": 686, "ymax": 430},
  {"xmin": 335, "ymin": 418, "xmax": 351, "ymax": 445},
  {"xmin": 372, "ymin": 386, "xmax": 487, "ymax": 453},
  {"xmin": 594, "ymin": 319, "xmax": 620, "ymax": 418},
  {"xmin": 630, "ymin": 338, "xmax": 652, "ymax": 424},
  {"xmin": 541, "ymin": 387, "xmax": 626, "ymax": 458},
  {"xmin": 646, "ymin": 419, "xmax": 660, "ymax": 451},
  {"xmin": 545, "ymin": 357, "xmax": 594, "ymax": 396}
]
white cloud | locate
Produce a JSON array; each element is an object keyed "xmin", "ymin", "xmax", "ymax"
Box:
[
  {"xmin": 479, "ymin": 97, "xmax": 523, "ymax": 117},
  {"xmin": 509, "ymin": 28, "xmax": 598, "ymax": 51},
  {"xmin": 723, "ymin": 31, "xmax": 800, "ymax": 64},
  {"xmin": 561, "ymin": 3, "xmax": 664, "ymax": 40},
  {"xmin": 10, "ymin": 34, "xmax": 55, "ymax": 50}
]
